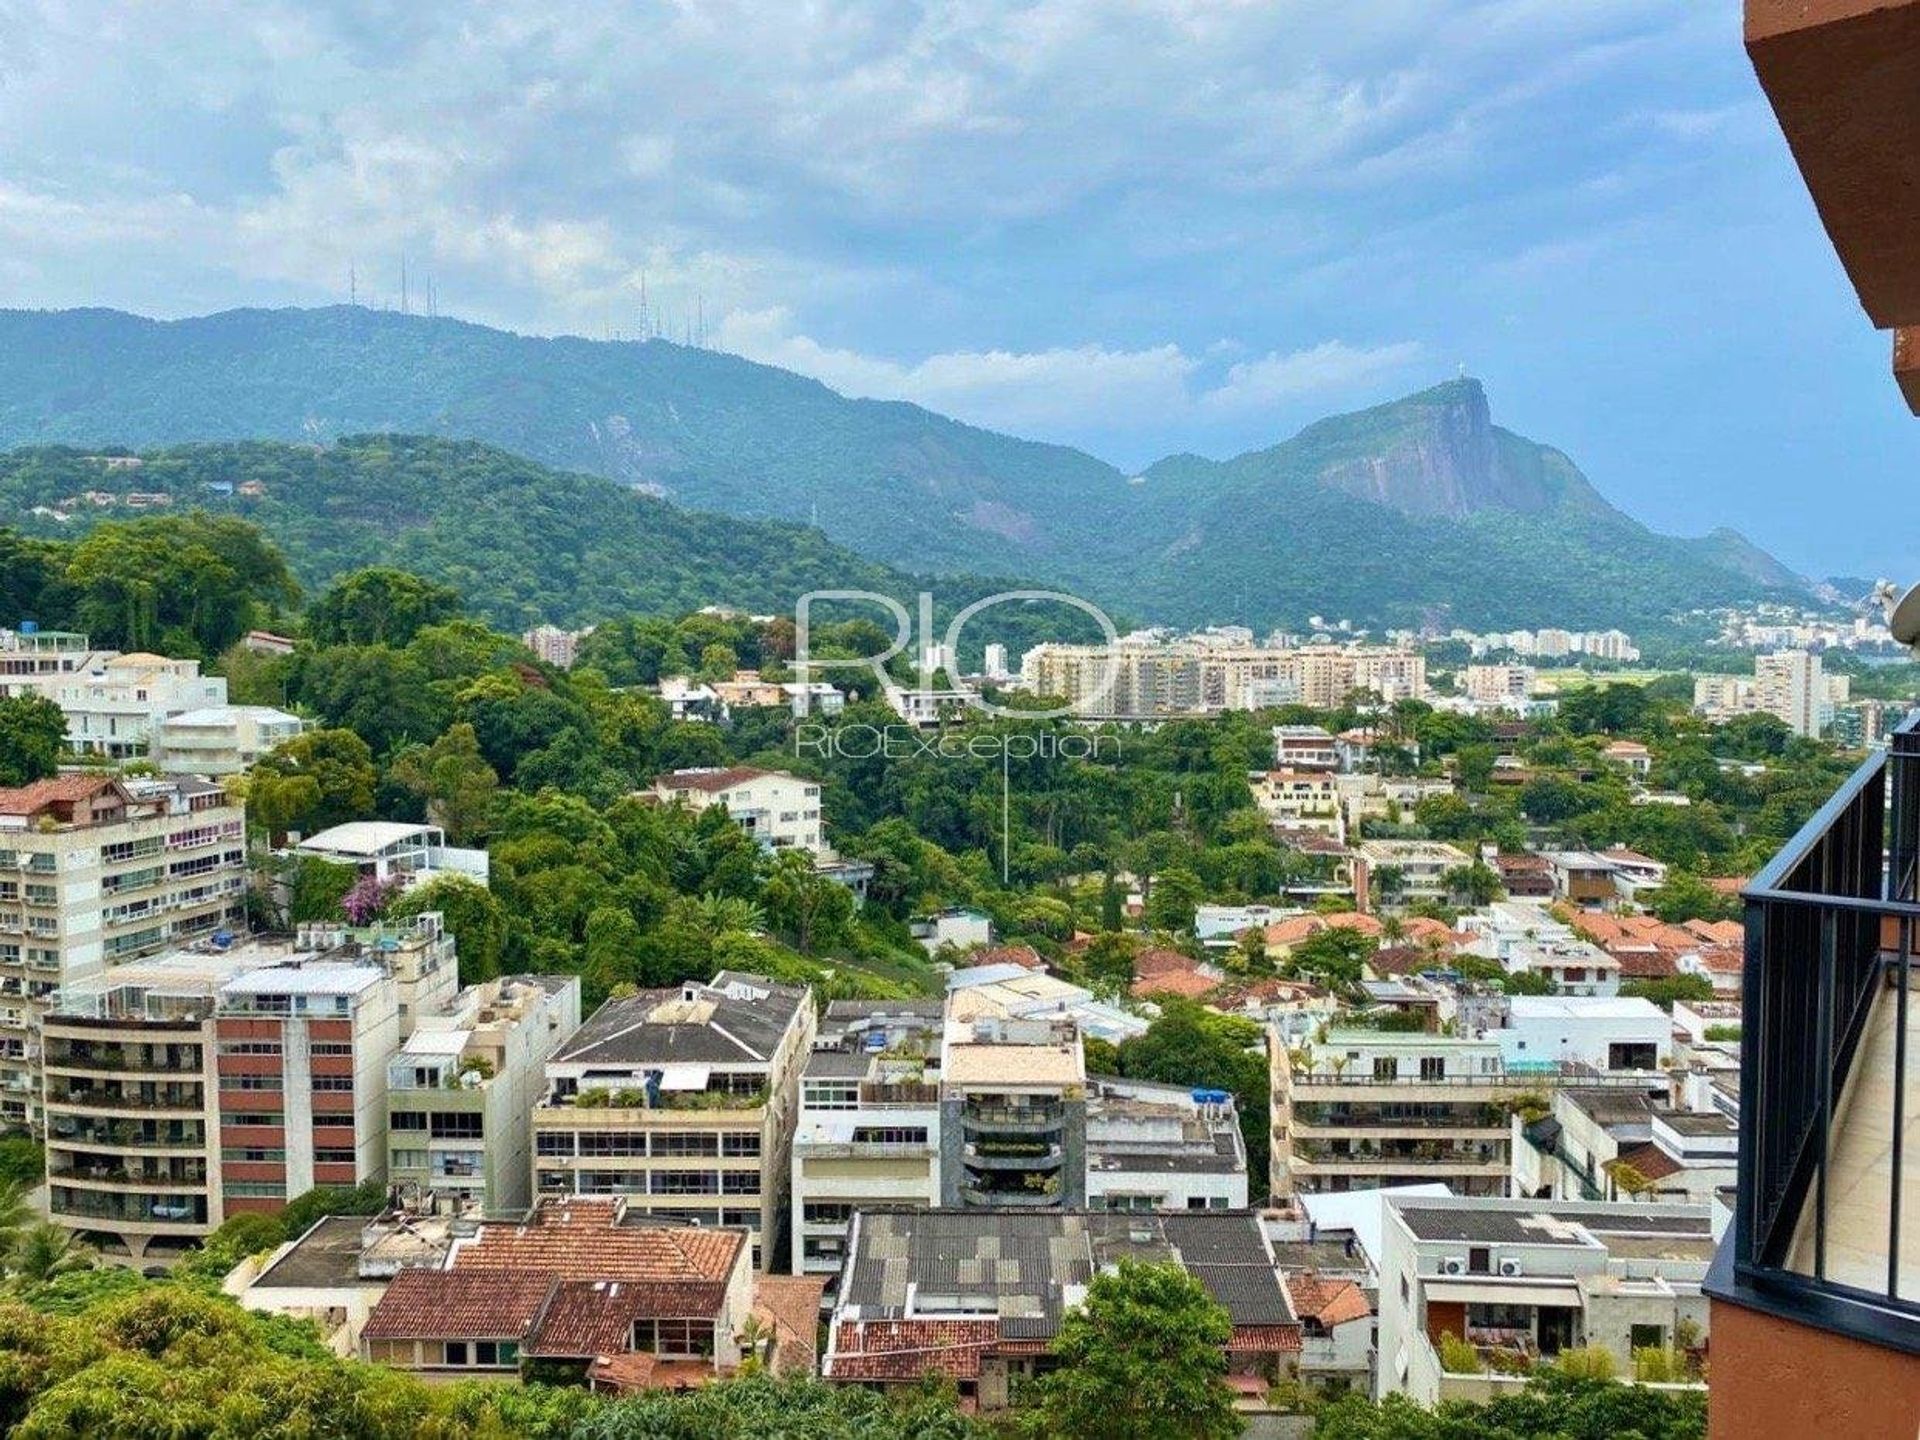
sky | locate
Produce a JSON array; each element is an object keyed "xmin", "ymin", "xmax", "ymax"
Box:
[{"xmin": 0, "ymin": 0, "xmax": 1911, "ymax": 583}]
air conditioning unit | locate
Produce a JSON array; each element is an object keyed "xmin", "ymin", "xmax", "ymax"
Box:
[
  {"xmin": 1498, "ymin": 1257, "xmax": 1523, "ymax": 1277},
  {"xmin": 1440, "ymin": 1257, "xmax": 1466, "ymax": 1276}
]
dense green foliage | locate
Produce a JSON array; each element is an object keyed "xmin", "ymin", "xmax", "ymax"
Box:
[
  {"xmin": 1311, "ymin": 1374, "xmax": 1706, "ymax": 1439},
  {"xmin": 0, "ymin": 695, "xmax": 65, "ymax": 786},
  {"xmin": 1024, "ymin": 1259, "xmax": 1242, "ymax": 1440},
  {"xmin": 0, "ymin": 308, "xmax": 1808, "ymax": 628}
]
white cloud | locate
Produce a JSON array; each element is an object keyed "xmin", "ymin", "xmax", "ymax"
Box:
[{"xmin": 717, "ymin": 307, "xmax": 1422, "ymax": 439}]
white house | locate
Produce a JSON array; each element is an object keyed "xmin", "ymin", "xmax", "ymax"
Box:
[
  {"xmin": 292, "ymin": 821, "xmax": 490, "ymax": 890},
  {"xmin": 1496, "ymin": 996, "xmax": 1670, "ymax": 1075},
  {"xmin": 150, "ymin": 705, "xmax": 306, "ymax": 775},
  {"xmin": 647, "ymin": 766, "xmax": 825, "ymax": 857}
]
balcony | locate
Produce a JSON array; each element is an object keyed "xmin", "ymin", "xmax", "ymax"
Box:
[
  {"xmin": 1707, "ymin": 714, "xmax": 1920, "ymax": 1354},
  {"xmin": 963, "ymin": 1142, "xmax": 1064, "ymax": 1170}
]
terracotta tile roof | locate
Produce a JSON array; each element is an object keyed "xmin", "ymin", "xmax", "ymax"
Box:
[
  {"xmin": 1131, "ymin": 968, "xmax": 1219, "ymax": 1001},
  {"xmin": 1228, "ymin": 1323, "xmax": 1304, "ymax": 1353},
  {"xmin": 968, "ymin": 945, "xmax": 1047, "ymax": 972},
  {"xmin": 753, "ymin": 1274, "xmax": 827, "ymax": 1376},
  {"xmin": 1696, "ymin": 948, "xmax": 1743, "ymax": 975},
  {"xmin": 1133, "ymin": 946, "xmax": 1202, "ymax": 978},
  {"xmin": 1402, "ymin": 917, "xmax": 1456, "ymax": 942},
  {"xmin": 1617, "ymin": 951, "xmax": 1680, "ymax": 980},
  {"xmin": 524, "ymin": 1280, "xmax": 645, "ymax": 1358},
  {"xmin": 587, "ymin": 1354, "xmax": 715, "ymax": 1392},
  {"xmin": 1318, "ymin": 912, "xmax": 1384, "ymax": 937},
  {"xmin": 1262, "ymin": 916, "xmax": 1325, "ymax": 947},
  {"xmin": 361, "ymin": 1267, "xmax": 556, "ymax": 1342},
  {"xmin": 0, "ymin": 773, "xmax": 122, "ymax": 816},
  {"xmin": 653, "ymin": 766, "xmax": 782, "ymax": 794},
  {"xmin": 826, "ymin": 1318, "xmax": 998, "ymax": 1381},
  {"xmin": 1614, "ymin": 1142, "xmax": 1685, "ymax": 1184},
  {"xmin": 1284, "ymin": 1274, "xmax": 1372, "ymax": 1329},
  {"xmin": 1211, "ymin": 977, "xmax": 1326, "ymax": 1009},
  {"xmin": 1685, "ymin": 919, "xmax": 1744, "ymax": 947},
  {"xmin": 456, "ymin": 1209, "xmax": 744, "ymax": 1288},
  {"xmin": 1366, "ymin": 946, "xmax": 1429, "ymax": 979}
]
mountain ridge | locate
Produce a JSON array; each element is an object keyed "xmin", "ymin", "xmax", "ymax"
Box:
[{"xmin": 0, "ymin": 305, "xmax": 1810, "ymax": 629}]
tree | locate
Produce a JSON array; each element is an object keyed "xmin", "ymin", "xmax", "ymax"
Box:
[
  {"xmin": 305, "ymin": 568, "xmax": 462, "ymax": 648},
  {"xmin": 1027, "ymin": 1258, "xmax": 1242, "ymax": 1440},
  {"xmin": 386, "ymin": 723, "xmax": 499, "ymax": 842},
  {"xmin": 1143, "ymin": 867, "xmax": 1204, "ymax": 934},
  {"xmin": 1289, "ymin": 927, "xmax": 1374, "ymax": 992},
  {"xmin": 389, "ymin": 875, "xmax": 509, "ymax": 986},
  {"xmin": 1442, "ymin": 862, "xmax": 1503, "ymax": 908},
  {"xmin": 63, "ymin": 514, "xmax": 297, "ymax": 658},
  {"xmin": 1643, "ymin": 871, "xmax": 1739, "ymax": 924},
  {"xmin": 245, "ymin": 729, "xmax": 377, "ymax": 841},
  {"xmin": 8, "ymin": 1225, "xmax": 90, "ymax": 1286},
  {"xmin": 761, "ymin": 851, "xmax": 855, "ymax": 956},
  {"xmin": 0, "ymin": 696, "xmax": 65, "ymax": 787},
  {"xmin": 1620, "ymin": 975, "xmax": 1716, "ymax": 1011}
]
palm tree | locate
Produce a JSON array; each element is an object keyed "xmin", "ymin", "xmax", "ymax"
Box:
[
  {"xmin": 694, "ymin": 893, "xmax": 765, "ymax": 940},
  {"xmin": 0, "ymin": 1182, "xmax": 30, "ymax": 1260},
  {"xmin": 10, "ymin": 1223, "xmax": 90, "ymax": 1285}
]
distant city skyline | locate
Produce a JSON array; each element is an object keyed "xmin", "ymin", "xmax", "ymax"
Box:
[{"xmin": 0, "ymin": 2, "xmax": 1911, "ymax": 581}]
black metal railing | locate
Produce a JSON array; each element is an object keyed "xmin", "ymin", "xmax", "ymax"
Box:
[{"xmin": 1717, "ymin": 711, "xmax": 1920, "ymax": 1352}]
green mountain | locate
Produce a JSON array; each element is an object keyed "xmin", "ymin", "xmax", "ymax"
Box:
[
  {"xmin": 0, "ymin": 436, "xmax": 936, "ymax": 632},
  {"xmin": 0, "ymin": 306, "xmax": 1810, "ymax": 629}
]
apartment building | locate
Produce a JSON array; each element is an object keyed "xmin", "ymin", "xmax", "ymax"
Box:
[
  {"xmin": 1268, "ymin": 1026, "xmax": 1659, "ymax": 1201},
  {"xmin": 386, "ymin": 974, "xmax": 582, "ymax": 1215},
  {"xmin": 1753, "ymin": 649, "xmax": 1826, "ymax": 738},
  {"xmin": 1511, "ymin": 1086, "xmax": 1737, "ymax": 1207},
  {"xmin": 791, "ymin": 999, "xmax": 945, "ymax": 1278},
  {"xmin": 1376, "ymin": 1195, "xmax": 1711, "ymax": 1403},
  {"xmin": 214, "ymin": 956, "xmax": 400, "ymax": 1217},
  {"xmin": 1272, "ymin": 724, "xmax": 1340, "ymax": 771},
  {"xmin": 1354, "ymin": 839, "xmax": 1474, "ymax": 906},
  {"xmin": 7, "ymin": 652, "xmax": 229, "ymax": 759},
  {"xmin": 646, "ymin": 767, "xmax": 824, "ymax": 858},
  {"xmin": 0, "ymin": 773, "xmax": 246, "ymax": 1129},
  {"xmin": 521, "ymin": 625, "xmax": 589, "ymax": 669},
  {"xmin": 791, "ymin": 1002, "xmax": 1246, "ymax": 1282},
  {"xmin": 1251, "ymin": 769, "xmax": 1345, "ymax": 840},
  {"xmin": 532, "ymin": 972, "xmax": 815, "ymax": 1270},
  {"xmin": 149, "ymin": 706, "xmax": 305, "ymax": 776},
  {"xmin": 43, "ymin": 927, "xmax": 434, "ymax": 1258},
  {"xmin": 939, "ymin": 1012, "xmax": 1087, "ymax": 1210},
  {"xmin": 1021, "ymin": 641, "xmax": 1425, "ymax": 720},
  {"xmin": 290, "ymin": 821, "xmax": 490, "ymax": 892},
  {"xmin": 1461, "ymin": 665, "xmax": 1534, "ymax": 707}
]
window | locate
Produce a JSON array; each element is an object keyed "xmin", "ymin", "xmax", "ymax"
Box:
[
  {"xmin": 804, "ymin": 1081, "xmax": 859, "ymax": 1110},
  {"xmin": 1372, "ymin": 1057, "xmax": 1399, "ymax": 1081},
  {"xmin": 444, "ymin": 1342, "xmax": 468, "ymax": 1367},
  {"xmin": 1629, "ymin": 1323, "xmax": 1665, "ymax": 1351},
  {"xmin": 634, "ymin": 1319, "xmax": 716, "ymax": 1358},
  {"xmin": 536, "ymin": 1132, "xmax": 576, "ymax": 1157},
  {"xmin": 429, "ymin": 1112, "xmax": 483, "ymax": 1139},
  {"xmin": 721, "ymin": 1132, "xmax": 760, "ymax": 1157},
  {"xmin": 652, "ymin": 1170, "xmax": 719, "ymax": 1195},
  {"xmin": 225, "ymin": 1111, "xmax": 282, "ymax": 1127},
  {"xmin": 312, "ymin": 1076, "xmax": 354, "ymax": 1092},
  {"xmin": 803, "ymin": 1202, "xmax": 854, "ymax": 1225},
  {"xmin": 851, "ymin": 1126, "xmax": 927, "ymax": 1146},
  {"xmin": 229, "ymin": 1074, "xmax": 283, "ymax": 1091},
  {"xmin": 721, "ymin": 1170, "xmax": 760, "ymax": 1195},
  {"xmin": 577, "ymin": 1131, "xmax": 646, "ymax": 1157},
  {"xmin": 392, "ymin": 1149, "xmax": 428, "ymax": 1170},
  {"xmin": 1420, "ymin": 1057, "xmax": 1445, "ymax": 1082},
  {"xmin": 313, "ymin": 1148, "xmax": 355, "ymax": 1164},
  {"xmin": 310, "ymin": 1043, "xmax": 354, "ymax": 1057},
  {"xmin": 218, "ymin": 1041, "xmax": 281, "ymax": 1057},
  {"xmin": 1468, "ymin": 1247, "xmax": 1490, "ymax": 1275},
  {"xmin": 653, "ymin": 1132, "xmax": 718, "ymax": 1157},
  {"xmin": 391, "ymin": 1112, "xmax": 426, "ymax": 1131}
]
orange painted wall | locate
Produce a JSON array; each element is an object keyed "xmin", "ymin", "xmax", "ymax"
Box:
[{"xmin": 1709, "ymin": 1296, "xmax": 1920, "ymax": 1440}]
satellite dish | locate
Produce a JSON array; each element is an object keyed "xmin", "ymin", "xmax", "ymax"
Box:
[{"xmin": 1873, "ymin": 580, "xmax": 1920, "ymax": 652}]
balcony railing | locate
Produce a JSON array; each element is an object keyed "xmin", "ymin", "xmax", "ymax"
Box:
[{"xmin": 1710, "ymin": 711, "xmax": 1920, "ymax": 1354}]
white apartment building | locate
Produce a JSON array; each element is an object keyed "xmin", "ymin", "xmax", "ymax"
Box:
[
  {"xmin": 290, "ymin": 821, "xmax": 490, "ymax": 891},
  {"xmin": 1355, "ymin": 839, "xmax": 1475, "ymax": 905},
  {"xmin": 386, "ymin": 973, "xmax": 583, "ymax": 1216},
  {"xmin": 0, "ymin": 774, "xmax": 247, "ymax": 1129},
  {"xmin": 1496, "ymin": 996, "xmax": 1670, "ymax": 1074},
  {"xmin": 150, "ymin": 706, "xmax": 305, "ymax": 776},
  {"xmin": 532, "ymin": 972, "xmax": 816, "ymax": 1270},
  {"xmin": 522, "ymin": 625, "xmax": 588, "ymax": 669},
  {"xmin": 1459, "ymin": 903, "xmax": 1621, "ymax": 997},
  {"xmin": 3, "ymin": 652, "xmax": 229, "ymax": 759},
  {"xmin": 1511, "ymin": 1086, "xmax": 1737, "ymax": 1207},
  {"xmin": 646, "ymin": 767, "xmax": 825, "ymax": 858},
  {"xmin": 1272, "ymin": 724, "xmax": 1341, "ymax": 771},
  {"xmin": 1376, "ymin": 1195, "xmax": 1712, "ymax": 1403}
]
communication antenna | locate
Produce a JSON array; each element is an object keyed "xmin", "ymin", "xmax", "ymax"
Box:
[
  {"xmin": 1872, "ymin": 581, "xmax": 1920, "ymax": 657},
  {"xmin": 400, "ymin": 254, "xmax": 409, "ymax": 316},
  {"xmin": 639, "ymin": 272, "xmax": 649, "ymax": 339},
  {"xmin": 349, "ymin": 263, "xmax": 357, "ymax": 307}
]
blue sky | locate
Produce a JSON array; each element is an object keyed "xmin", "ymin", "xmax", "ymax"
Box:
[{"xmin": 0, "ymin": 0, "xmax": 1910, "ymax": 582}]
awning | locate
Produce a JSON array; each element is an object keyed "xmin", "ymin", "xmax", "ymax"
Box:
[
  {"xmin": 1425, "ymin": 1280, "xmax": 1583, "ymax": 1308},
  {"xmin": 655, "ymin": 1065, "xmax": 712, "ymax": 1091}
]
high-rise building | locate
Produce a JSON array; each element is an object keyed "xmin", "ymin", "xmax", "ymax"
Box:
[
  {"xmin": 43, "ymin": 921, "xmax": 453, "ymax": 1261},
  {"xmin": 0, "ymin": 774, "xmax": 246, "ymax": 1130},
  {"xmin": 1753, "ymin": 649, "xmax": 1826, "ymax": 737},
  {"xmin": 532, "ymin": 972, "xmax": 816, "ymax": 1271},
  {"xmin": 386, "ymin": 974, "xmax": 582, "ymax": 1216}
]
